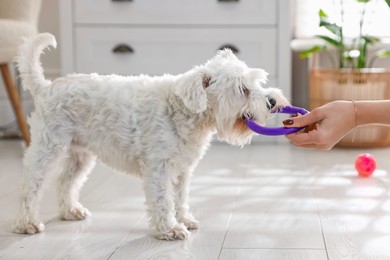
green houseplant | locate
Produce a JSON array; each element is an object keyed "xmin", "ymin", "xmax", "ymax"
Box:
[
  {"xmin": 301, "ymin": 0, "xmax": 390, "ymax": 68},
  {"xmin": 301, "ymin": 0, "xmax": 390, "ymax": 147}
]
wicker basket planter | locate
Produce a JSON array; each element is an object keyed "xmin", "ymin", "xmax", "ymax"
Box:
[{"xmin": 309, "ymin": 68, "xmax": 390, "ymax": 148}]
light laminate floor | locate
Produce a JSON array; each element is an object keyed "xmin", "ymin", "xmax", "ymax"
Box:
[{"xmin": 1, "ymin": 140, "xmax": 390, "ymax": 259}]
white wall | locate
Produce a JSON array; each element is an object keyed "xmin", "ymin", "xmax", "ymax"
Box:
[{"xmin": 39, "ymin": 0, "xmax": 61, "ymax": 78}]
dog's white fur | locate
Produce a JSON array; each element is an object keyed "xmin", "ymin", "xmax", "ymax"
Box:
[{"xmin": 13, "ymin": 33, "xmax": 289, "ymax": 240}]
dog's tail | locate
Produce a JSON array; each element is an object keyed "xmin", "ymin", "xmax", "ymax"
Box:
[{"xmin": 15, "ymin": 33, "xmax": 57, "ymax": 96}]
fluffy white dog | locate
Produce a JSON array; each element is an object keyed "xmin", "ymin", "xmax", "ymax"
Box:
[{"xmin": 13, "ymin": 33, "xmax": 289, "ymax": 240}]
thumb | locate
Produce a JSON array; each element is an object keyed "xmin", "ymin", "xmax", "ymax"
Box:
[{"xmin": 283, "ymin": 110, "xmax": 323, "ymax": 128}]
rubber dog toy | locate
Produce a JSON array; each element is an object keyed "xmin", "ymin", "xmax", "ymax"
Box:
[
  {"xmin": 355, "ymin": 153, "xmax": 376, "ymax": 177},
  {"xmin": 245, "ymin": 106, "xmax": 309, "ymax": 136}
]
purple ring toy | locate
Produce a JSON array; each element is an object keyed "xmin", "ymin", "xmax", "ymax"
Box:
[{"xmin": 245, "ymin": 106, "xmax": 309, "ymax": 136}]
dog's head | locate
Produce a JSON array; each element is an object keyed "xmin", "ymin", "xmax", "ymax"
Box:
[{"xmin": 175, "ymin": 49, "xmax": 289, "ymax": 146}]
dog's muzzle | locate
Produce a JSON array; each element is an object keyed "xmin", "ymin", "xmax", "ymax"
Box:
[{"xmin": 241, "ymin": 97, "xmax": 277, "ymax": 121}]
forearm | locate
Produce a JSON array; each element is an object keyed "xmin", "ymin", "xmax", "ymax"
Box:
[{"xmin": 355, "ymin": 100, "xmax": 390, "ymax": 126}]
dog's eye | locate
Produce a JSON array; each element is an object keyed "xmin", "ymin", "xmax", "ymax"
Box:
[{"xmin": 240, "ymin": 85, "xmax": 250, "ymax": 96}]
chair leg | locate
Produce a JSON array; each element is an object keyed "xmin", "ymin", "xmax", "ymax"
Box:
[{"xmin": 0, "ymin": 63, "xmax": 30, "ymax": 146}]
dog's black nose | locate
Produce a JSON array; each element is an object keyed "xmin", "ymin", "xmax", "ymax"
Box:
[{"xmin": 267, "ymin": 97, "xmax": 277, "ymax": 110}]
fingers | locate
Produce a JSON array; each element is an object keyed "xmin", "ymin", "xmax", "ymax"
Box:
[
  {"xmin": 282, "ymin": 107, "xmax": 334, "ymax": 149},
  {"xmin": 285, "ymin": 125, "xmax": 332, "ymax": 150},
  {"xmin": 283, "ymin": 109, "xmax": 324, "ymax": 128},
  {"xmin": 285, "ymin": 129, "xmax": 317, "ymax": 146},
  {"xmin": 286, "ymin": 134, "xmax": 326, "ymax": 149},
  {"xmin": 283, "ymin": 103, "xmax": 349, "ymax": 150}
]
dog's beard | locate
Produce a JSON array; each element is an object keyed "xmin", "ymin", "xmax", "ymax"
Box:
[
  {"xmin": 231, "ymin": 118, "xmax": 255, "ymax": 145},
  {"xmin": 215, "ymin": 116, "xmax": 255, "ymax": 146}
]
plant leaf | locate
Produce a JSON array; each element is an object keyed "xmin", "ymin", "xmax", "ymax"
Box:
[
  {"xmin": 385, "ymin": 0, "xmax": 390, "ymax": 8},
  {"xmin": 319, "ymin": 9, "xmax": 328, "ymax": 18},
  {"xmin": 376, "ymin": 49, "xmax": 390, "ymax": 58},
  {"xmin": 356, "ymin": 0, "xmax": 370, "ymax": 3},
  {"xmin": 319, "ymin": 22, "xmax": 342, "ymax": 36},
  {"xmin": 362, "ymin": 35, "xmax": 380, "ymax": 44},
  {"xmin": 299, "ymin": 45, "xmax": 326, "ymax": 59},
  {"xmin": 369, "ymin": 49, "xmax": 390, "ymax": 67},
  {"xmin": 318, "ymin": 10, "xmax": 342, "ymax": 36},
  {"xmin": 316, "ymin": 35, "xmax": 341, "ymax": 46}
]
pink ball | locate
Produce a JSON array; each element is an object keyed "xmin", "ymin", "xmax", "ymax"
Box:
[{"xmin": 355, "ymin": 153, "xmax": 376, "ymax": 177}]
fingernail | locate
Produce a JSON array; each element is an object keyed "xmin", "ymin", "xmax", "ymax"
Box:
[{"xmin": 283, "ymin": 119, "xmax": 294, "ymax": 125}]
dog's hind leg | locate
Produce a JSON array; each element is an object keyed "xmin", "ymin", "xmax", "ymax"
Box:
[
  {"xmin": 57, "ymin": 144, "xmax": 96, "ymax": 220},
  {"xmin": 13, "ymin": 130, "xmax": 69, "ymax": 234}
]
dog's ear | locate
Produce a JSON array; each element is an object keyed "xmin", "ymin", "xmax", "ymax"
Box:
[{"xmin": 175, "ymin": 70, "xmax": 210, "ymax": 113}]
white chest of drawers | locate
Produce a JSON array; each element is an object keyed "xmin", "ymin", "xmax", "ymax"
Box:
[
  {"xmin": 59, "ymin": 0, "xmax": 292, "ymax": 142},
  {"xmin": 59, "ymin": 0, "xmax": 291, "ymax": 94}
]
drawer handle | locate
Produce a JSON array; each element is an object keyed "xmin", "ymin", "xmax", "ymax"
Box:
[
  {"xmin": 111, "ymin": 0, "xmax": 133, "ymax": 2},
  {"xmin": 112, "ymin": 44, "xmax": 134, "ymax": 54},
  {"xmin": 218, "ymin": 44, "xmax": 240, "ymax": 54},
  {"xmin": 218, "ymin": 0, "xmax": 239, "ymax": 2}
]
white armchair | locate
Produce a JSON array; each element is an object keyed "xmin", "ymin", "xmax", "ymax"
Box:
[{"xmin": 0, "ymin": 0, "xmax": 42, "ymax": 145}]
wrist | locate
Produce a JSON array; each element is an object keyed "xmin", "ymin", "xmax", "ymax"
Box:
[
  {"xmin": 354, "ymin": 100, "xmax": 390, "ymax": 126},
  {"xmin": 354, "ymin": 101, "xmax": 367, "ymax": 126},
  {"xmin": 351, "ymin": 100, "xmax": 358, "ymax": 128}
]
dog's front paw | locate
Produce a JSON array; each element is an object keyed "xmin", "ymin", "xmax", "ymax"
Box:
[
  {"xmin": 13, "ymin": 219, "xmax": 45, "ymax": 235},
  {"xmin": 154, "ymin": 224, "xmax": 191, "ymax": 240},
  {"xmin": 60, "ymin": 205, "xmax": 91, "ymax": 220},
  {"xmin": 181, "ymin": 217, "xmax": 200, "ymax": 230}
]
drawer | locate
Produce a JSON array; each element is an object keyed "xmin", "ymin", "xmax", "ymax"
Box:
[
  {"xmin": 74, "ymin": 0, "xmax": 276, "ymax": 25},
  {"xmin": 75, "ymin": 27, "xmax": 276, "ymax": 77}
]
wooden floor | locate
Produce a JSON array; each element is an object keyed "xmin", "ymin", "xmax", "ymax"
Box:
[{"xmin": 1, "ymin": 140, "xmax": 390, "ymax": 259}]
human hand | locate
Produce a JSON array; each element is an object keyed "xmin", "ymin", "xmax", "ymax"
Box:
[{"xmin": 283, "ymin": 101, "xmax": 356, "ymax": 150}]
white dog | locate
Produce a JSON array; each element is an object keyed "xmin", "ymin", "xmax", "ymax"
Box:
[{"xmin": 13, "ymin": 33, "xmax": 289, "ymax": 240}]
